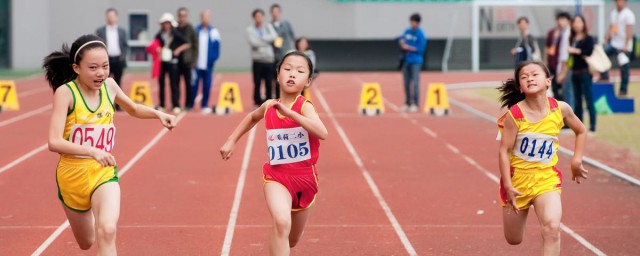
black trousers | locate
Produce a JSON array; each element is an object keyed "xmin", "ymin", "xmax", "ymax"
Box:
[
  {"xmin": 178, "ymin": 60, "xmax": 194, "ymax": 109},
  {"xmin": 252, "ymin": 61, "xmax": 275, "ymax": 105},
  {"xmin": 109, "ymin": 56, "xmax": 125, "ymax": 110},
  {"xmin": 159, "ymin": 62, "xmax": 180, "ymax": 108}
]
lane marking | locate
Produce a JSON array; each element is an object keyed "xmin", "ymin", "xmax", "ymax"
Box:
[
  {"xmin": 448, "ymin": 97, "xmax": 640, "ymax": 187},
  {"xmin": 0, "ymin": 105, "xmax": 52, "ymax": 128},
  {"xmin": 220, "ymin": 127, "xmax": 257, "ymax": 256},
  {"xmin": 0, "ymin": 144, "xmax": 47, "ymax": 174},
  {"xmin": 316, "ymin": 89, "xmax": 417, "ymax": 256},
  {"xmin": 31, "ymin": 109, "xmax": 189, "ymax": 256},
  {"xmin": 385, "ymin": 96, "xmax": 606, "ymax": 256}
]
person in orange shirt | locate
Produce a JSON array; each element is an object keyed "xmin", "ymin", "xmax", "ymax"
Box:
[{"xmin": 497, "ymin": 61, "xmax": 588, "ymax": 255}]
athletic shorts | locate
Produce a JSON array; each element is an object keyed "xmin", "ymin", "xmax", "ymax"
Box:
[
  {"xmin": 56, "ymin": 157, "xmax": 118, "ymax": 211},
  {"xmin": 263, "ymin": 163, "xmax": 319, "ymax": 211},
  {"xmin": 499, "ymin": 166, "xmax": 562, "ymax": 210}
]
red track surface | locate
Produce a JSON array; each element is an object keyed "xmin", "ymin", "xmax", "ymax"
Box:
[{"xmin": 0, "ymin": 71, "xmax": 638, "ymax": 255}]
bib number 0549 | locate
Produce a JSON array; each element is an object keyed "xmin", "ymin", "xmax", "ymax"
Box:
[{"xmin": 70, "ymin": 125, "xmax": 116, "ymax": 152}]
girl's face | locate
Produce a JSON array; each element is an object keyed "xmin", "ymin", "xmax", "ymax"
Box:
[
  {"xmin": 572, "ymin": 17, "xmax": 585, "ymax": 33},
  {"xmin": 73, "ymin": 48, "xmax": 109, "ymax": 90},
  {"xmin": 297, "ymin": 39, "xmax": 309, "ymax": 51},
  {"xmin": 517, "ymin": 64, "xmax": 550, "ymax": 95},
  {"xmin": 278, "ymin": 55, "xmax": 311, "ymax": 94},
  {"xmin": 161, "ymin": 22, "xmax": 173, "ymax": 32}
]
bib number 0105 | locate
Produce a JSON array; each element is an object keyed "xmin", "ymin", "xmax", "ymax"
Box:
[
  {"xmin": 70, "ymin": 125, "xmax": 116, "ymax": 152},
  {"xmin": 268, "ymin": 142, "xmax": 310, "ymax": 162}
]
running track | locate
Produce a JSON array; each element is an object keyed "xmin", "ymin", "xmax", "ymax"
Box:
[{"xmin": 0, "ymin": 72, "xmax": 638, "ymax": 255}]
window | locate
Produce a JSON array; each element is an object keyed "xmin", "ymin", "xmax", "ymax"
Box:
[{"xmin": 128, "ymin": 11, "xmax": 151, "ymax": 67}]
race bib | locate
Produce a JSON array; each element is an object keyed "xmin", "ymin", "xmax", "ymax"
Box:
[
  {"xmin": 513, "ymin": 132, "xmax": 557, "ymax": 164},
  {"xmin": 69, "ymin": 124, "xmax": 116, "ymax": 153},
  {"xmin": 266, "ymin": 127, "xmax": 311, "ymax": 165}
]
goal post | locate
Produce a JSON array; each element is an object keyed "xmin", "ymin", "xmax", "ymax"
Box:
[{"xmin": 470, "ymin": 0, "xmax": 605, "ymax": 72}]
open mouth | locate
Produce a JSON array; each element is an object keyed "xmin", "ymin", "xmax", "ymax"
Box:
[
  {"xmin": 527, "ymin": 84, "xmax": 537, "ymax": 88},
  {"xmin": 94, "ymin": 79, "xmax": 105, "ymax": 85},
  {"xmin": 286, "ymin": 80, "xmax": 295, "ymax": 86}
]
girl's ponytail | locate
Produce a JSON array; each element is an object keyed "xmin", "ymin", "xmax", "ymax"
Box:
[
  {"xmin": 498, "ymin": 78, "xmax": 525, "ymax": 109},
  {"xmin": 42, "ymin": 44, "xmax": 76, "ymax": 92}
]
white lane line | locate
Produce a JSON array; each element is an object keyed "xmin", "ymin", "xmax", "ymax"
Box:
[
  {"xmin": 316, "ymin": 89, "xmax": 417, "ymax": 256},
  {"xmin": 0, "ymin": 144, "xmax": 47, "ymax": 174},
  {"xmin": 31, "ymin": 111, "xmax": 188, "ymax": 256},
  {"xmin": 19, "ymin": 87, "xmax": 50, "ymax": 97},
  {"xmin": 0, "ymin": 105, "xmax": 52, "ymax": 128},
  {"xmin": 220, "ymin": 127, "xmax": 257, "ymax": 256},
  {"xmin": 400, "ymin": 97, "xmax": 606, "ymax": 256},
  {"xmin": 448, "ymin": 97, "xmax": 640, "ymax": 187}
]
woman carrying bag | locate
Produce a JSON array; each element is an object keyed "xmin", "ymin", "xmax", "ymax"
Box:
[{"xmin": 568, "ymin": 15, "xmax": 597, "ymax": 133}]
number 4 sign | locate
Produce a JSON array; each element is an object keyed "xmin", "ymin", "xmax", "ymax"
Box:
[
  {"xmin": 128, "ymin": 82, "xmax": 153, "ymax": 107},
  {"xmin": 214, "ymin": 82, "xmax": 243, "ymax": 115},
  {"xmin": 358, "ymin": 82, "xmax": 384, "ymax": 116},
  {"xmin": 424, "ymin": 83, "xmax": 450, "ymax": 116},
  {"xmin": 0, "ymin": 80, "xmax": 19, "ymax": 111}
]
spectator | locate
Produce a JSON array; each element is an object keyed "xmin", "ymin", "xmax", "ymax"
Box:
[
  {"xmin": 545, "ymin": 12, "xmax": 572, "ymax": 102},
  {"xmin": 247, "ymin": 9, "xmax": 277, "ymax": 107},
  {"xmin": 193, "ymin": 10, "xmax": 221, "ymax": 114},
  {"xmin": 568, "ymin": 15, "xmax": 596, "ymax": 132},
  {"xmin": 145, "ymin": 38, "xmax": 161, "ymax": 80},
  {"xmin": 270, "ymin": 3, "xmax": 296, "ymax": 99},
  {"xmin": 556, "ymin": 13, "xmax": 575, "ymax": 110},
  {"xmin": 296, "ymin": 37, "xmax": 318, "ymax": 96},
  {"xmin": 600, "ymin": 0, "xmax": 635, "ymax": 97},
  {"xmin": 155, "ymin": 13, "xmax": 190, "ymax": 114},
  {"xmin": 96, "ymin": 8, "xmax": 128, "ymax": 111},
  {"xmin": 511, "ymin": 17, "xmax": 540, "ymax": 66},
  {"xmin": 398, "ymin": 13, "xmax": 427, "ymax": 113},
  {"xmin": 176, "ymin": 7, "xmax": 198, "ymax": 111}
]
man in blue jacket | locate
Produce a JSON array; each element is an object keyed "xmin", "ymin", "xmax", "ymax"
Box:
[
  {"xmin": 192, "ymin": 10, "xmax": 221, "ymax": 114},
  {"xmin": 399, "ymin": 13, "xmax": 427, "ymax": 112}
]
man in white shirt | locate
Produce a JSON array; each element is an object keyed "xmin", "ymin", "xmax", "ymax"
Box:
[
  {"xmin": 96, "ymin": 8, "xmax": 128, "ymax": 110},
  {"xmin": 601, "ymin": 0, "xmax": 635, "ymax": 97}
]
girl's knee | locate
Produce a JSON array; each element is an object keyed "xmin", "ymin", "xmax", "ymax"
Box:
[
  {"xmin": 97, "ymin": 223, "xmax": 117, "ymax": 239},
  {"xmin": 505, "ymin": 235, "xmax": 523, "ymax": 245},
  {"xmin": 541, "ymin": 221, "xmax": 561, "ymax": 239},
  {"xmin": 272, "ymin": 216, "xmax": 291, "ymax": 236},
  {"xmin": 77, "ymin": 239, "xmax": 94, "ymax": 250}
]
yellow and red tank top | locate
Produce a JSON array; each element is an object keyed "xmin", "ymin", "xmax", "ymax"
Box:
[
  {"xmin": 62, "ymin": 80, "xmax": 116, "ymax": 159},
  {"xmin": 497, "ymin": 97, "xmax": 563, "ymax": 169},
  {"xmin": 264, "ymin": 95, "xmax": 320, "ymax": 170}
]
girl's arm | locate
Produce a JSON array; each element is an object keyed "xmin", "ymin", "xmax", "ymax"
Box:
[
  {"xmin": 109, "ymin": 79, "xmax": 176, "ymax": 129},
  {"xmin": 272, "ymin": 101, "xmax": 328, "ymax": 140},
  {"xmin": 220, "ymin": 101, "xmax": 270, "ymax": 160},
  {"xmin": 498, "ymin": 114, "xmax": 522, "ymax": 213},
  {"xmin": 48, "ymin": 86, "xmax": 116, "ymax": 166},
  {"xmin": 560, "ymin": 101, "xmax": 589, "ymax": 183}
]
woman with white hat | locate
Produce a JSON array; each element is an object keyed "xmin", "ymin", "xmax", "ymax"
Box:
[{"xmin": 155, "ymin": 12, "xmax": 190, "ymax": 114}]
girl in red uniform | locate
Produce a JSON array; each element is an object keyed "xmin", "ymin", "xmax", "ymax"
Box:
[{"xmin": 220, "ymin": 51, "xmax": 328, "ymax": 255}]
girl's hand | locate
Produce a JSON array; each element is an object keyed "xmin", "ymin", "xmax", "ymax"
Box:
[
  {"xmin": 220, "ymin": 140, "xmax": 235, "ymax": 161},
  {"xmin": 570, "ymin": 159, "xmax": 589, "ymax": 184},
  {"xmin": 505, "ymin": 186, "xmax": 523, "ymax": 214},
  {"xmin": 159, "ymin": 112, "xmax": 177, "ymax": 130},
  {"xmin": 270, "ymin": 101, "xmax": 294, "ymax": 118},
  {"xmin": 90, "ymin": 148, "xmax": 116, "ymax": 167}
]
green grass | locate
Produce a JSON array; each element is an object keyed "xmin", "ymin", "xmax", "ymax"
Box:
[
  {"xmin": 0, "ymin": 69, "xmax": 43, "ymax": 80},
  {"xmin": 471, "ymin": 83, "xmax": 640, "ymax": 153}
]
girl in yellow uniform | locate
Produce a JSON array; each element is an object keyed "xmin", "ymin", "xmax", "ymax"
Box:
[
  {"xmin": 497, "ymin": 61, "xmax": 588, "ymax": 256},
  {"xmin": 44, "ymin": 34, "xmax": 176, "ymax": 255}
]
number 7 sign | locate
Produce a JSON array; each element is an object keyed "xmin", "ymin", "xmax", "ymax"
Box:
[{"xmin": 0, "ymin": 81, "xmax": 19, "ymax": 111}]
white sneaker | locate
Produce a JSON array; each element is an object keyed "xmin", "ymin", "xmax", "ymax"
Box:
[
  {"xmin": 201, "ymin": 107, "xmax": 212, "ymax": 115},
  {"xmin": 172, "ymin": 107, "xmax": 182, "ymax": 114},
  {"xmin": 409, "ymin": 105, "xmax": 419, "ymax": 113},
  {"xmin": 399, "ymin": 105, "xmax": 410, "ymax": 112}
]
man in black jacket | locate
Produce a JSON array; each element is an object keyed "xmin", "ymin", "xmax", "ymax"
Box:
[{"xmin": 96, "ymin": 8, "xmax": 128, "ymax": 110}]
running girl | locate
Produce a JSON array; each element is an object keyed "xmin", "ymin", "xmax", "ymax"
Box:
[
  {"xmin": 220, "ymin": 51, "xmax": 327, "ymax": 255},
  {"xmin": 497, "ymin": 60, "xmax": 588, "ymax": 256},
  {"xmin": 44, "ymin": 34, "xmax": 176, "ymax": 254}
]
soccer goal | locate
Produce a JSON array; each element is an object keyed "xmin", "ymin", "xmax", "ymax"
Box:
[{"xmin": 441, "ymin": 0, "xmax": 606, "ymax": 72}]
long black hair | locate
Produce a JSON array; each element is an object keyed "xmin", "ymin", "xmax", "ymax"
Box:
[
  {"xmin": 42, "ymin": 34, "xmax": 107, "ymax": 92},
  {"xmin": 498, "ymin": 60, "xmax": 551, "ymax": 108},
  {"xmin": 569, "ymin": 14, "xmax": 589, "ymax": 45},
  {"xmin": 276, "ymin": 51, "xmax": 314, "ymax": 79}
]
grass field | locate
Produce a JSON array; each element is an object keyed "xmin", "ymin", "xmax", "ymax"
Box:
[{"xmin": 471, "ymin": 82, "xmax": 640, "ymax": 153}]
